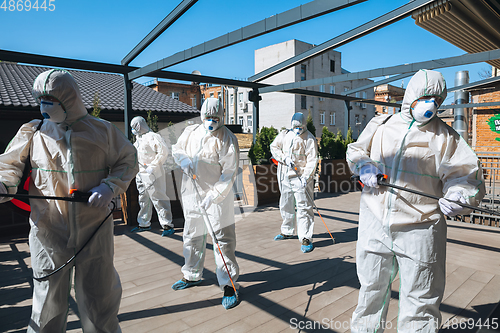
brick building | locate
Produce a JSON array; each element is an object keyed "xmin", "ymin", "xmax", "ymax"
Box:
[
  {"xmin": 147, "ymin": 79, "xmax": 201, "ymax": 110},
  {"xmin": 373, "ymin": 84, "xmax": 405, "ymax": 116},
  {"xmin": 468, "ymin": 77, "xmax": 500, "ymax": 152}
]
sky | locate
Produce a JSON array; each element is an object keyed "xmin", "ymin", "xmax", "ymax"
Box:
[{"xmin": 0, "ymin": 0, "xmax": 491, "ymax": 106}]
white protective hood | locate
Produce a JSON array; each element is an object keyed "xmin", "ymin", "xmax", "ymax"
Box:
[
  {"xmin": 400, "ymin": 69, "xmax": 447, "ymax": 124},
  {"xmin": 32, "ymin": 69, "xmax": 88, "ymax": 124},
  {"xmin": 131, "ymin": 116, "xmax": 151, "ymax": 136}
]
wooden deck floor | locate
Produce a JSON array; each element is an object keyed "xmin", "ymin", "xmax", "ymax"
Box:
[{"xmin": 2, "ymin": 191, "xmax": 500, "ymax": 332}]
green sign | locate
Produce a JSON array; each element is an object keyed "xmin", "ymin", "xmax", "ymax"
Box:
[{"xmin": 487, "ymin": 114, "xmax": 500, "ymax": 142}]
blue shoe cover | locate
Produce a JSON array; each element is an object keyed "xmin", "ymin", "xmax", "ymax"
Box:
[
  {"xmin": 301, "ymin": 244, "xmax": 314, "ymax": 253},
  {"xmin": 161, "ymin": 228, "xmax": 174, "ymax": 237},
  {"xmin": 131, "ymin": 226, "xmax": 151, "ymax": 232},
  {"xmin": 222, "ymin": 287, "xmax": 239, "ymax": 309},
  {"xmin": 301, "ymin": 239, "xmax": 314, "ymax": 253},
  {"xmin": 171, "ymin": 278, "xmax": 201, "ymax": 290},
  {"xmin": 274, "ymin": 233, "xmax": 293, "ymax": 241}
]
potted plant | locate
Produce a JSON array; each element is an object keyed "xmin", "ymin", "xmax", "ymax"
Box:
[{"xmin": 318, "ymin": 126, "xmax": 357, "ymax": 193}]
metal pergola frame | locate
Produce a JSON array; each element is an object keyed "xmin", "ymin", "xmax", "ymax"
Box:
[{"xmin": 1, "ymin": 0, "xmax": 499, "ymax": 141}]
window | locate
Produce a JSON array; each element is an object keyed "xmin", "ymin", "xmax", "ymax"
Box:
[
  {"xmin": 355, "ymin": 114, "xmax": 360, "ymax": 126},
  {"xmin": 247, "ymin": 115, "xmax": 252, "ymax": 127},
  {"xmin": 355, "ymin": 92, "xmax": 360, "ymax": 106},
  {"xmin": 209, "ymin": 92, "xmax": 214, "ymax": 98},
  {"xmin": 230, "ymin": 117, "xmax": 234, "ymax": 124},
  {"xmin": 330, "ymin": 112, "xmax": 335, "ymax": 126},
  {"xmin": 319, "ymin": 85, "xmax": 325, "ymax": 101},
  {"xmin": 230, "ymin": 94, "xmax": 234, "ymax": 105},
  {"xmin": 201, "ymin": 95, "xmax": 205, "ymax": 106},
  {"xmin": 362, "ymin": 91, "xmax": 367, "ymax": 109},
  {"xmin": 301, "ymin": 95, "xmax": 307, "ymax": 109},
  {"xmin": 238, "ymin": 92, "xmax": 243, "ymax": 103},
  {"xmin": 301, "ymin": 64, "xmax": 306, "ymax": 81},
  {"xmin": 191, "ymin": 95, "xmax": 197, "ymax": 108},
  {"xmin": 320, "ymin": 111, "xmax": 325, "ymax": 125},
  {"xmin": 238, "ymin": 116, "xmax": 243, "ymax": 125},
  {"xmin": 344, "ymin": 87, "xmax": 349, "ymax": 92},
  {"xmin": 171, "ymin": 92, "xmax": 179, "ymax": 100},
  {"xmin": 330, "ymin": 85, "xmax": 335, "ymax": 95},
  {"xmin": 330, "ymin": 60, "xmax": 335, "ymax": 73}
]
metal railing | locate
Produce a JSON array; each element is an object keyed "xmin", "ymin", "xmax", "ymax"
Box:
[{"xmin": 456, "ymin": 151, "xmax": 500, "ymax": 227}]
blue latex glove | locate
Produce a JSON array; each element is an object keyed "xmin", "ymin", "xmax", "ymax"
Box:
[{"xmin": 88, "ymin": 183, "xmax": 114, "ymax": 208}]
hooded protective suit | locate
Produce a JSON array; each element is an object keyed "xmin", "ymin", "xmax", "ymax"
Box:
[
  {"xmin": 270, "ymin": 112, "xmax": 319, "ymax": 243},
  {"xmin": 346, "ymin": 69, "xmax": 485, "ymax": 332},
  {"xmin": 172, "ymin": 98, "xmax": 240, "ymax": 289},
  {"xmin": 131, "ymin": 116, "xmax": 173, "ymax": 230},
  {"xmin": 0, "ymin": 69, "xmax": 138, "ymax": 333}
]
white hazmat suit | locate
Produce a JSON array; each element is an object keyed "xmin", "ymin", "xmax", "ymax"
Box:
[
  {"xmin": 172, "ymin": 98, "xmax": 240, "ymax": 291},
  {"xmin": 0, "ymin": 69, "xmax": 138, "ymax": 332},
  {"xmin": 131, "ymin": 116, "xmax": 173, "ymax": 233},
  {"xmin": 270, "ymin": 112, "xmax": 319, "ymax": 248},
  {"xmin": 347, "ymin": 69, "xmax": 485, "ymax": 332}
]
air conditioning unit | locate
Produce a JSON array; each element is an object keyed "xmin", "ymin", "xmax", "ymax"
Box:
[{"xmin": 239, "ymin": 102, "xmax": 247, "ymax": 110}]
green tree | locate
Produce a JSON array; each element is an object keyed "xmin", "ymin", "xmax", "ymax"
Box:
[
  {"xmin": 90, "ymin": 92, "xmax": 101, "ymax": 118},
  {"xmin": 248, "ymin": 126, "xmax": 279, "ymax": 165},
  {"xmin": 319, "ymin": 126, "xmax": 354, "ymax": 160},
  {"xmin": 146, "ymin": 110, "xmax": 158, "ymax": 133},
  {"xmin": 306, "ymin": 112, "xmax": 316, "ymax": 137}
]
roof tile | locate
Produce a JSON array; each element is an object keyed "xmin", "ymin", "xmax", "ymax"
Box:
[{"xmin": 0, "ymin": 63, "xmax": 199, "ymax": 114}]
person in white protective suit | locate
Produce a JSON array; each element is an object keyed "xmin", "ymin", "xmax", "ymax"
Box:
[
  {"xmin": 346, "ymin": 69, "xmax": 485, "ymax": 332},
  {"xmin": 171, "ymin": 98, "xmax": 240, "ymax": 310},
  {"xmin": 270, "ymin": 112, "xmax": 319, "ymax": 253},
  {"xmin": 130, "ymin": 116, "xmax": 174, "ymax": 236},
  {"xmin": 0, "ymin": 69, "xmax": 138, "ymax": 333}
]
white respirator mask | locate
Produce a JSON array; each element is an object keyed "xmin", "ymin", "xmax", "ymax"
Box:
[
  {"xmin": 40, "ymin": 99, "xmax": 66, "ymax": 123},
  {"xmin": 293, "ymin": 126, "xmax": 305, "ymax": 135},
  {"xmin": 411, "ymin": 98, "xmax": 438, "ymax": 123},
  {"xmin": 204, "ymin": 118, "xmax": 220, "ymax": 132}
]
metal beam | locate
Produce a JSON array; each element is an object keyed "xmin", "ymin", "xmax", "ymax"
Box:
[
  {"xmin": 439, "ymin": 101, "xmax": 500, "ymax": 110},
  {"xmin": 342, "ymin": 72, "xmax": 415, "ymax": 96},
  {"xmin": 448, "ymin": 75, "xmax": 500, "ymax": 93},
  {"xmin": 0, "ymin": 49, "xmax": 264, "ymax": 89},
  {"xmin": 121, "ymin": 0, "xmax": 198, "ymax": 66},
  {"xmin": 148, "ymin": 70, "xmax": 263, "ymax": 89},
  {"xmin": 286, "ymin": 89, "xmax": 401, "ymax": 108},
  {"xmin": 249, "ymin": 0, "xmax": 434, "ymax": 82},
  {"xmin": 128, "ymin": 0, "xmax": 366, "ymax": 80},
  {"xmin": 258, "ymin": 48, "xmax": 500, "ymax": 94},
  {"xmin": 0, "ymin": 49, "xmax": 131, "ymax": 74}
]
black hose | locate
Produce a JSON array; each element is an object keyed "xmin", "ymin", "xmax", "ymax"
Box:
[{"xmin": 33, "ymin": 201, "xmax": 116, "ymax": 282}]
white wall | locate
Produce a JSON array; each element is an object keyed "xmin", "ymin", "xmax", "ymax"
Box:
[
  {"xmin": 255, "ymin": 40, "xmax": 298, "ymax": 131},
  {"xmin": 254, "ymin": 39, "xmax": 376, "ymax": 138}
]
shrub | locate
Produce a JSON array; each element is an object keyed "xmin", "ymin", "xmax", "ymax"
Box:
[
  {"xmin": 248, "ymin": 126, "xmax": 279, "ymax": 165},
  {"xmin": 319, "ymin": 126, "xmax": 354, "ymax": 160}
]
